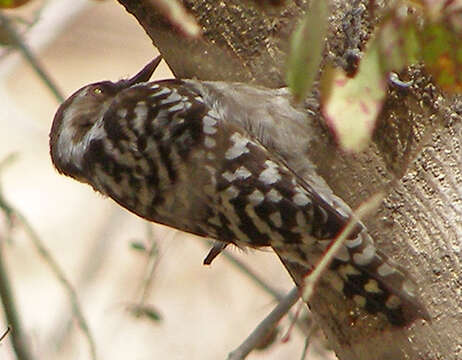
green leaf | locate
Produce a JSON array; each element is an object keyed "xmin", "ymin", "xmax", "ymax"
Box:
[
  {"xmin": 407, "ymin": 0, "xmax": 462, "ymax": 92},
  {"xmin": 130, "ymin": 241, "xmax": 147, "ymax": 252},
  {"xmin": 287, "ymin": 0, "xmax": 329, "ymax": 102},
  {"xmin": 378, "ymin": 16, "xmax": 420, "ymax": 72},
  {"xmin": 0, "ymin": 0, "xmax": 29, "ymax": 8},
  {"xmin": 419, "ymin": 21, "xmax": 462, "ymax": 93},
  {"xmin": 128, "ymin": 304, "xmax": 162, "ymax": 322}
]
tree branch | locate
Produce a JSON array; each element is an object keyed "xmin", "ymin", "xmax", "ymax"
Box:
[
  {"xmin": 227, "ymin": 287, "xmax": 300, "ymax": 360},
  {"xmin": 115, "ymin": 1, "xmax": 462, "ymax": 359},
  {"xmin": 0, "ymin": 240, "xmax": 35, "ymax": 360}
]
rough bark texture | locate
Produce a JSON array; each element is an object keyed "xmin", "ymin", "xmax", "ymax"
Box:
[{"xmin": 115, "ymin": 1, "xmax": 462, "ymax": 359}]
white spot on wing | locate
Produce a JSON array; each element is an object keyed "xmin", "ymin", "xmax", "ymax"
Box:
[
  {"xmin": 225, "ymin": 132, "xmax": 250, "ymax": 160},
  {"xmin": 168, "ymin": 103, "xmax": 184, "ymax": 112},
  {"xmin": 402, "ymin": 279, "xmax": 417, "ymax": 297},
  {"xmin": 234, "ymin": 166, "xmax": 252, "ymax": 180},
  {"xmin": 152, "ymin": 87, "xmax": 171, "ymax": 97},
  {"xmin": 334, "ymin": 245, "xmax": 350, "ymax": 262},
  {"xmin": 248, "ymin": 190, "xmax": 264, "ymax": 205},
  {"xmin": 293, "ymin": 192, "xmax": 311, "ymax": 206},
  {"xmin": 377, "ymin": 263, "xmax": 396, "ymax": 277},
  {"xmin": 204, "ymin": 125, "xmax": 217, "ymax": 135},
  {"xmin": 345, "ymin": 236, "xmax": 362, "ymax": 249},
  {"xmin": 352, "ymin": 244, "xmax": 376, "ymax": 265},
  {"xmin": 259, "ymin": 160, "xmax": 281, "ymax": 185},
  {"xmin": 222, "ymin": 171, "xmax": 234, "ymax": 183},
  {"xmin": 203, "ymin": 115, "xmax": 217, "ymax": 135},
  {"xmin": 203, "ymin": 116, "xmax": 217, "ymax": 127},
  {"xmin": 224, "ymin": 185, "xmax": 240, "ymax": 199},
  {"xmin": 159, "ymin": 91, "xmax": 182, "ymax": 104},
  {"xmin": 221, "ymin": 166, "xmax": 252, "ymax": 183},
  {"xmin": 266, "ymin": 189, "xmax": 282, "ymax": 202}
]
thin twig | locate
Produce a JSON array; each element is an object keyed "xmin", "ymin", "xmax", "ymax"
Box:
[
  {"xmin": 0, "ymin": 241, "xmax": 35, "ymax": 360},
  {"xmin": 0, "ymin": 154, "xmax": 35, "ymax": 359},
  {"xmin": 0, "ymin": 163, "xmax": 97, "ymax": 359},
  {"xmin": 220, "ymin": 250, "xmax": 284, "ymax": 301},
  {"xmin": 280, "ymin": 301, "xmax": 303, "ymax": 343},
  {"xmin": 0, "ymin": 11, "xmax": 64, "ymax": 102},
  {"xmin": 302, "ymin": 193, "xmax": 384, "ymax": 301},
  {"xmin": 0, "ymin": 325, "xmax": 11, "ymax": 342},
  {"xmin": 299, "ymin": 323, "xmax": 317, "ymax": 360},
  {"xmin": 137, "ymin": 224, "xmax": 159, "ymax": 306},
  {"xmin": 126, "ymin": 224, "xmax": 163, "ymax": 321},
  {"xmin": 300, "ymin": 337, "xmax": 309, "ymax": 360},
  {"xmin": 202, "ymin": 240, "xmax": 314, "ymax": 338},
  {"xmin": 227, "ymin": 287, "xmax": 300, "ymax": 360}
]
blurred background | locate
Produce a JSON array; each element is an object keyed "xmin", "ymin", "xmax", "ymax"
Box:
[{"xmin": 0, "ymin": 1, "xmax": 334, "ymax": 359}]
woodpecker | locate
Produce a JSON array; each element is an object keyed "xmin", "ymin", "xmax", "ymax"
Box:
[{"xmin": 50, "ymin": 56, "xmax": 428, "ymax": 326}]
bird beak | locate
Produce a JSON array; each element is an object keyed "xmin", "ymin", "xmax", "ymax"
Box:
[{"xmin": 123, "ymin": 55, "xmax": 162, "ymax": 87}]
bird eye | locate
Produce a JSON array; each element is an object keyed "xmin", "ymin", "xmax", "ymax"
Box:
[
  {"xmin": 88, "ymin": 81, "xmax": 116, "ymax": 97},
  {"xmin": 92, "ymin": 87, "xmax": 103, "ymax": 95}
]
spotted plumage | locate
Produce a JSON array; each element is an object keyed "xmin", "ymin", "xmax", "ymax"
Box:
[{"xmin": 50, "ymin": 56, "xmax": 429, "ymax": 326}]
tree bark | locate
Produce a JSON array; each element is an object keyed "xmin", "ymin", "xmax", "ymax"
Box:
[{"xmin": 116, "ymin": 1, "xmax": 462, "ymax": 359}]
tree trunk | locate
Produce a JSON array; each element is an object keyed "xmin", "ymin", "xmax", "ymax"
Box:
[{"xmin": 116, "ymin": 1, "xmax": 462, "ymax": 359}]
